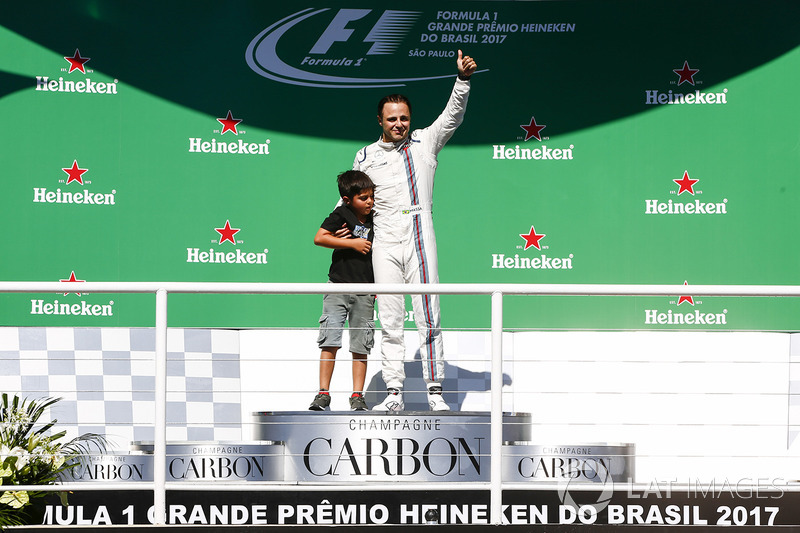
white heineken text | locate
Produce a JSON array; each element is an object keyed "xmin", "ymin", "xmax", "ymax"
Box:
[
  {"xmin": 645, "ymin": 309, "xmax": 727, "ymax": 325},
  {"xmin": 188, "ymin": 138, "xmax": 270, "ymax": 155},
  {"xmin": 644, "ymin": 89, "xmax": 728, "ymax": 105},
  {"xmin": 33, "ymin": 188, "xmax": 116, "ymax": 205},
  {"xmin": 186, "ymin": 248, "xmax": 269, "ymax": 264},
  {"xmin": 35, "ymin": 76, "xmax": 118, "ymax": 94},
  {"xmin": 645, "ymin": 199, "xmax": 727, "ymax": 214},
  {"xmin": 491, "ymin": 254, "xmax": 574, "ymax": 269},
  {"xmin": 493, "ymin": 145, "xmax": 574, "ymax": 160},
  {"xmin": 31, "ymin": 299, "xmax": 114, "ymax": 316}
]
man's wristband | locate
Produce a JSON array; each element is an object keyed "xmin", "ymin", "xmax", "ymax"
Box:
[{"xmin": 457, "ymin": 73, "xmax": 471, "ymax": 81}]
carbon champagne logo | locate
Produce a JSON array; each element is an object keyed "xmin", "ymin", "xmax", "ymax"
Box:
[
  {"xmin": 491, "ymin": 224, "xmax": 574, "ymax": 271},
  {"xmin": 645, "ymin": 61, "xmax": 728, "ymax": 106},
  {"xmin": 35, "ymin": 49, "xmax": 119, "ymax": 95},
  {"xmin": 188, "ymin": 111, "xmax": 271, "ymax": 155},
  {"xmin": 302, "ymin": 435, "xmax": 484, "ymax": 478},
  {"xmin": 186, "ymin": 221, "xmax": 269, "ymax": 265},
  {"xmin": 30, "ymin": 271, "xmax": 115, "ymax": 317},
  {"xmin": 492, "ymin": 115, "xmax": 574, "ymax": 161},
  {"xmin": 644, "ymin": 171, "xmax": 727, "ymax": 216},
  {"xmin": 33, "ymin": 160, "xmax": 117, "ymax": 207},
  {"xmin": 644, "ymin": 281, "xmax": 728, "ymax": 326}
]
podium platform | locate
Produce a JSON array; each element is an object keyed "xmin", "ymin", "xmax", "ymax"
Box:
[
  {"xmin": 253, "ymin": 410, "xmax": 528, "ymax": 481},
  {"xmin": 251, "ymin": 411, "xmax": 632, "ymax": 483},
  {"xmin": 68, "ymin": 411, "xmax": 633, "ymax": 484}
]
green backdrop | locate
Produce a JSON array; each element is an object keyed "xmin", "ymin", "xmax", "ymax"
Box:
[{"xmin": 2, "ymin": 0, "xmax": 799, "ymax": 330}]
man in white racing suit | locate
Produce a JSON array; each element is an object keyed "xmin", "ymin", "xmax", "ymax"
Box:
[{"xmin": 353, "ymin": 50, "xmax": 477, "ymax": 412}]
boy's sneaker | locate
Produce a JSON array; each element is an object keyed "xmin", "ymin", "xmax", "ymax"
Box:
[
  {"xmin": 427, "ymin": 386, "xmax": 450, "ymax": 411},
  {"xmin": 308, "ymin": 392, "xmax": 331, "ymax": 411},
  {"xmin": 349, "ymin": 393, "xmax": 368, "ymax": 411},
  {"xmin": 372, "ymin": 388, "xmax": 404, "ymax": 412}
]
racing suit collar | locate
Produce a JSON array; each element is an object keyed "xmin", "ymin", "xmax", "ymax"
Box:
[{"xmin": 377, "ymin": 135, "xmax": 411, "ymax": 152}]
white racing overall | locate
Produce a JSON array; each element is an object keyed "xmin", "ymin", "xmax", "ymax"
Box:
[{"xmin": 353, "ymin": 77, "xmax": 471, "ymax": 389}]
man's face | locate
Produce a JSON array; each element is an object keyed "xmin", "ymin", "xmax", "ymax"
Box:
[{"xmin": 378, "ymin": 102, "xmax": 411, "ymax": 143}]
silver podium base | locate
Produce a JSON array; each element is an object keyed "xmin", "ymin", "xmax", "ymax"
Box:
[
  {"xmin": 253, "ymin": 411, "xmax": 528, "ymax": 482},
  {"xmin": 63, "ymin": 413, "xmax": 634, "ymax": 484}
]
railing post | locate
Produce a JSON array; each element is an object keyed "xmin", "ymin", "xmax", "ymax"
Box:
[
  {"xmin": 490, "ymin": 290, "xmax": 504, "ymax": 525},
  {"xmin": 154, "ymin": 289, "xmax": 168, "ymax": 525}
]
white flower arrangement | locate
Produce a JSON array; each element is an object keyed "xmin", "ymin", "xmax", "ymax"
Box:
[{"xmin": 0, "ymin": 394, "xmax": 106, "ymax": 527}]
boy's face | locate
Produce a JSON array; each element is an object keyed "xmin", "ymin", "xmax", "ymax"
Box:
[
  {"xmin": 378, "ymin": 102, "xmax": 411, "ymax": 143},
  {"xmin": 344, "ymin": 189, "xmax": 374, "ymax": 218}
]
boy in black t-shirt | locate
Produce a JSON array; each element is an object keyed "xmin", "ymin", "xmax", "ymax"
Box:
[{"xmin": 309, "ymin": 170, "xmax": 375, "ymax": 411}]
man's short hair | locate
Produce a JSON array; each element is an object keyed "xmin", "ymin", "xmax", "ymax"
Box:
[
  {"xmin": 337, "ymin": 170, "xmax": 375, "ymax": 199},
  {"xmin": 377, "ymin": 94, "xmax": 412, "ymax": 118}
]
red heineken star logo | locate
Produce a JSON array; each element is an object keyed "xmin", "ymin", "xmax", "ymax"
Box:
[
  {"xmin": 64, "ymin": 49, "xmax": 90, "ymax": 73},
  {"xmin": 60, "ymin": 271, "xmax": 86, "ymax": 296},
  {"xmin": 520, "ymin": 225, "xmax": 546, "ymax": 250},
  {"xmin": 673, "ymin": 60, "xmax": 699, "ymax": 86},
  {"xmin": 217, "ymin": 111, "xmax": 243, "ymax": 135},
  {"xmin": 520, "ymin": 116, "xmax": 546, "ymax": 142},
  {"xmin": 62, "ymin": 160, "xmax": 88, "ymax": 185},
  {"xmin": 677, "ymin": 281, "xmax": 694, "ymax": 306},
  {"xmin": 673, "ymin": 171, "xmax": 699, "ymax": 195},
  {"xmin": 215, "ymin": 220, "xmax": 240, "ymax": 244}
]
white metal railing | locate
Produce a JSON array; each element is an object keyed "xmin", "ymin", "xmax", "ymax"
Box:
[{"xmin": 3, "ymin": 281, "xmax": 800, "ymax": 526}]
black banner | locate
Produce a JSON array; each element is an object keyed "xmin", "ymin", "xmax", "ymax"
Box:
[{"xmin": 28, "ymin": 487, "xmax": 800, "ymax": 528}]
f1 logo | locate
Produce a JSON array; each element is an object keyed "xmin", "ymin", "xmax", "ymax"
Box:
[{"xmin": 310, "ymin": 9, "xmax": 420, "ymax": 55}]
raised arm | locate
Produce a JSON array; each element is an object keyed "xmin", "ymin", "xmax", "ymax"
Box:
[{"xmin": 425, "ymin": 50, "xmax": 478, "ymax": 153}]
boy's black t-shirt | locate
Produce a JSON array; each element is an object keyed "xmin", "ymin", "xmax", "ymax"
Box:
[{"xmin": 320, "ymin": 205, "xmax": 374, "ymax": 283}]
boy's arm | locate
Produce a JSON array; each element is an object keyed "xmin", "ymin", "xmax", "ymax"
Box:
[{"xmin": 314, "ymin": 227, "xmax": 372, "ymax": 255}]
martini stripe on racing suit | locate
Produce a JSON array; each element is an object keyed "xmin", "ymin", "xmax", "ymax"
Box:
[{"xmin": 403, "ymin": 144, "xmax": 437, "ymax": 379}]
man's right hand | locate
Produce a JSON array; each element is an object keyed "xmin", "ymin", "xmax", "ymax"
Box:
[
  {"xmin": 457, "ymin": 49, "xmax": 477, "ymax": 79},
  {"xmin": 332, "ymin": 224, "xmax": 351, "ymax": 239}
]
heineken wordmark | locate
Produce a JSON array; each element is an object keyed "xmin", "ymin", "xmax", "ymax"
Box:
[
  {"xmin": 644, "ymin": 199, "xmax": 727, "ymax": 215},
  {"xmin": 35, "ymin": 76, "xmax": 118, "ymax": 94},
  {"xmin": 33, "ymin": 188, "xmax": 116, "ymax": 206}
]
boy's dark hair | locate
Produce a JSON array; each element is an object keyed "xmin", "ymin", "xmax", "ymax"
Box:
[
  {"xmin": 337, "ymin": 170, "xmax": 375, "ymax": 199},
  {"xmin": 377, "ymin": 94, "xmax": 412, "ymax": 118}
]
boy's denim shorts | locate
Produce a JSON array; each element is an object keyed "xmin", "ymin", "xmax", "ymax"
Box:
[{"xmin": 317, "ymin": 293, "xmax": 375, "ymax": 354}]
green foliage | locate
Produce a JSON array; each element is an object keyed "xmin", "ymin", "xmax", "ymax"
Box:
[{"xmin": 0, "ymin": 393, "xmax": 107, "ymax": 528}]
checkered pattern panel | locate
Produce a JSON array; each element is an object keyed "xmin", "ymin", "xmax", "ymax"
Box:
[{"xmin": 0, "ymin": 328, "xmax": 241, "ymax": 450}]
